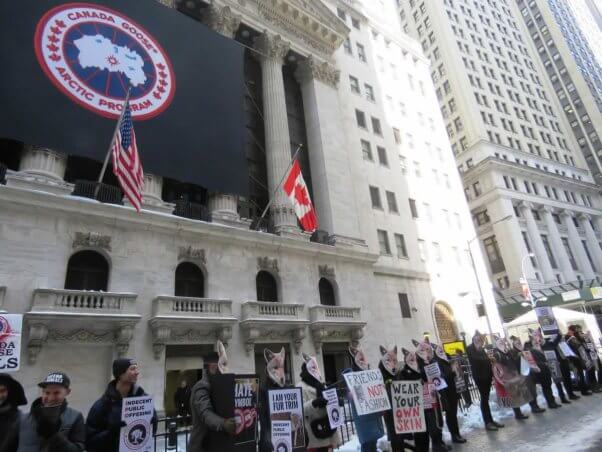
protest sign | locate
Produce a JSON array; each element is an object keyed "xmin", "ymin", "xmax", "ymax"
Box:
[
  {"xmin": 271, "ymin": 421, "xmax": 292, "ymax": 452},
  {"xmin": 323, "ymin": 388, "xmax": 343, "ymax": 429},
  {"xmin": 424, "ymin": 362, "xmax": 447, "ymax": 390},
  {"xmin": 268, "ymin": 388, "xmax": 305, "ymax": 450},
  {"xmin": 450, "ymin": 358, "xmax": 466, "ymax": 392},
  {"xmin": 544, "ymin": 350, "xmax": 562, "ymax": 381},
  {"xmin": 343, "ymin": 369, "xmax": 391, "ymax": 416},
  {"xmin": 391, "ymin": 381, "xmax": 426, "ymax": 434},
  {"xmin": 120, "ymin": 396, "xmax": 154, "ymax": 452},
  {"xmin": 558, "ymin": 341, "xmax": 576, "ymax": 358},
  {"xmin": 422, "ymin": 383, "xmax": 437, "ymax": 409},
  {"xmin": 443, "ymin": 341, "xmax": 465, "ymax": 356},
  {"xmin": 535, "ymin": 307, "xmax": 560, "ymax": 335},
  {"xmin": 522, "ymin": 351, "xmax": 540, "ymax": 372},
  {"xmin": 0, "ymin": 314, "xmax": 22, "ymax": 372},
  {"xmin": 234, "ymin": 375, "xmax": 259, "ymax": 448}
]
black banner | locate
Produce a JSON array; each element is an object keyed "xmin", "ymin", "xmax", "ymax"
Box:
[{"xmin": 0, "ymin": 0, "xmax": 247, "ymax": 195}]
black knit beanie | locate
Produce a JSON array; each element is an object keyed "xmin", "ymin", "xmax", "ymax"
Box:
[{"xmin": 113, "ymin": 358, "xmax": 137, "ymax": 380}]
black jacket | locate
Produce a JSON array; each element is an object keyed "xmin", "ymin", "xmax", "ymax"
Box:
[
  {"xmin": 542, "ymin": 335, "xmax": 563, "ymax": 361},
  {"xmin": 379, "ymin": 362, "xmax": 400, "ymax": 442},
  {"xmin": 466, "ymin": 344, "xmax": 493, "ymax": 385},
  {"xmin": 85, "ymin": 381, "xmax": 157, "ymax": 452},
  {"xmin": 0, "ymin": 406, "xmax": 20, "ymax": 452}
]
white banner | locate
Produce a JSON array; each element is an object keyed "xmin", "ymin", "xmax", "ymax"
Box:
[
  {"xmin": 119, "ymin": 396, "xmax": 154, "ymax": 452},
  {"xmin": 343, "ymin": 369, "xmax": 390, "ymax": 416},
  {"xmin": 0, "ymin": 314, "xmax": 22, "ymax": 372},
  {"xmin": 424, "ymin": 362, "xmax": 447, "ymax": 390},
  {"xmin": 323, "ymin": 388, "xmax": 343, "ymax": 429},
  {"xmin": 268, "ymin": 388, "xmax": 305, "ymax": 449},
  {"xmin": 391, "ymin": 381, "xmax": 426, "ymax": 434}
]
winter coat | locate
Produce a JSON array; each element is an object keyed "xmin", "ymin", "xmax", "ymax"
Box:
[
  {"xmin": 298, "ymin": 381, "xmax": 341, "ymax": 448},
  {"xmin": 466, "ymin": 344, "xmax": 493, "ymax": 385},
  {"xmin": 0, "ymin": 406, "xmax": 21, "ymax": 452},
  {"xmin": 542, "ymin": 335, "xmax": 563, "ymax": 360},
  {"xmin": 174, "ymin": 386, "xmax": 191, "ymax": 413},
  {"xmin": 341, "ymin": 369, "xmax": 383, "ymax": 445},
  {"xmin": 85, "ymin": 381, "xmax": 156, "ymax": 452},
  {"xmin": 17, "ymin": 398, "xmax": 85, "ymax": 452},
  {"xmin": 188, "ymin": 373, "xmax": 226, "ymax": 452}
]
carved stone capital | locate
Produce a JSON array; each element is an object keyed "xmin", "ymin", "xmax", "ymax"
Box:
[
  {"xmin": 218, "ymin": 326, "xmax": 233, "ymax": 347},
  {"xmin": 295, "ymin": 56, "xmax": 340, "ymax": 88},
  {"xmin": 178, "ymin": 246, "xmax": 206, "ymax": 264},
  {"xmin": 577, "ymin": 212, "xmax": 591, "ymax": 222},
  {"xmin": 253, "ymin": 32, "xmax": 290, "ymax": 63},
  {"xmin": 257, "ymin": 257, "xmax": 279, "ymax": 274},
  {"xmin": 516, "ymin": 201, "xmax": 532, "ymax": 212},
  {"xmin": 153, "ymin": 344, "xmax": 166, "ymax": 360},
  {"xmin": 243, "ymin": 326, "xmax": 261, "ymax": 356},
  {"xmin": 203, "ymin": 4, "xmax": 241, "ymax": 38},
  {"xmin": 73, "ymin": 232, "xmax": 111, "ymax": 251},
  {"xmin": 293, "ymin": 327, "xmax": 306, "ymax": 355},
  {"xmin": 28, "ymin": 323, "xmax": 48, "ymax": 364},
  {"xmin": 559, "ymin": 209, "xmax": 573, "ymax": 219},
  {"xmin": 318, "ymin": 265, "xmax": 336, "ymax": 279}
]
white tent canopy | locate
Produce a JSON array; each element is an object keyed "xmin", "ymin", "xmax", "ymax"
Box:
[{"xmin": 505, "ymin": 306, "xmax": 602, "ymax": 346}]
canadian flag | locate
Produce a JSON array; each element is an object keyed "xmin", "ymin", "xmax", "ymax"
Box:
[{"xmin": 282, "ymin": 159, "xmax": 318, "ymax": 232}]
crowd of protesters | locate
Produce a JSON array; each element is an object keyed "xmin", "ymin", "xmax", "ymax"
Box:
[{"xmin": 0, "ymin": 323, "xmax": 600, "ymax": 452}]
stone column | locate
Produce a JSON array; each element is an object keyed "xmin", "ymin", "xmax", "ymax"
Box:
[
  {"xmin": 254, "ymin": 32, "xmax": 298, "ymax": 235},
  {"xmin": 295, "ymin": 56, "xmax": 363, "ymax": 246},
  {"xmin": 518, "ymin": 202, "xmax": 556, "ymax": 283},
  {"xmin": 579, "ymin": 213, "xmax": 602, "ymax": 274},
  {"xmin": 540, "ymin": 206, "xmax": 577, "ymax": 282},
  {"xmin": 561, "ymin": 210, "xmax": 595, "ymax": 279},
  {"xmin": 19, "ymin": 145, "xmax": 66, "ymax": 180},
  {"xmin": 202, "ymin": 5, "xmax": 246, "ymax": 227}
]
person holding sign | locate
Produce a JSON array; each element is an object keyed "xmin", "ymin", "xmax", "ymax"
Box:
[
  {"xmin": 0, "ymin": 374, "xmax": 27, "ymax": 452},
  {"xmin": 565, "ymin": 325, "xmax": 593, "ymax": 396},
  {"xmin": 298, "ymin": 353, "xmax": 340, "ymax": 451},
  {"xmin": 542, "ymin": 334, "xmax": 578, "ymax": 403},
  {"xmin": 17, "ymin": 372, "xmax": 85, "ymax": 452},
  {"xmin": 524, "ymin": 329, "xmax": 561, "ymax": 409},
  {"xmin": 85, "ymin": 359, "xmax": 156, "ymax": 452},
  {"xmin": 188, "ymin": 341, "xmax": 237, "ymax": 452}
]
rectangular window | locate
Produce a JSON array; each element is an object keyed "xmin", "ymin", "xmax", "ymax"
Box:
[
  {"xmin": 343, "ymin": 37, "xmax": 352, "ymax": 55},
  {"xmin": 393, "ymin": 128, "xmax": 401, "ymax": 145},
  {"xmin": 369, "ymin": 186, "xmax": 382, "ymax": 209},
  {"xmin": 562, "ymin": 237, "xmax": 578, "ymax": 270},
  {"xmin": 361, "ymin": 139, "xmax": 373, "ymax": 161},
  {"xmin": 503, "ymin": 176, "xmax": 511, "ymax": 189},
  {"xmin": 433, "ymin": 242, "xmax": 442, "ymax": 262},
  {"xmin": 418, "ymin": 239, "xmax": 427, "ymax": 261},
  {"xmin": 337, "ymin": 8, "xmax": 346, "ymax": 20},
  {"xmin": 398, "ymin": 293, "xmax": 412, "ymax": 318},
  {"xmin": 394, "ymin": 234, "xmax": 408, "ymax": 258},
  {"xmin": 377, "ymin": 146, "xmax": 388, "ymax": 166},
  {"xmin": 349, "ymin": 75, "xmax": 360, "ymax": 94},
  {"xmin": 364, "ymin": 83, "xmax": 375, "ymax": 101},
  {"xmin": 357, "ymin": 43, "xmax": 366, "ymax": 62},
  {"xmin": 522, "ymin": 231, "xmax": 537, "ymax": 268},
  {"xmin": 541, "ymin": 235, "xmax": 557, "ymax": 269},
  {"xmin": 472, "ymin": 181, "xmax": 482, "ymax": 197},
  {"xmin": 582, "ymin": 241, "xmax": 596, "ymax": 272},
  {"xmin": 377, "ymin": 229, "xmax": 391, "ymax": 255},
  {"xmin": 386, "ymin": 191, "xmax": 399, "ymax": 213},
  {"xmin": 351, "ymin": 17, "xmax": 360, "ymax": 29},
  {"xmin": 483, "ymin": 235, "xmax": 505, "ymax": 273},
  {"xmin": 409, "ymin": 198, "xmax": 418, "ymax": 218},
  {"xmin": 371, "ymin": 117, "xmax": 382, "ymax": 135},
  {"xmin": 355, "ymin": 109, "xmax": 367, "ymax": 128}
]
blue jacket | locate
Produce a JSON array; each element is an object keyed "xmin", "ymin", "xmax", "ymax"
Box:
[{"xmin": 85, "ymin": 381, "xmax": 156, "ymax": 452}]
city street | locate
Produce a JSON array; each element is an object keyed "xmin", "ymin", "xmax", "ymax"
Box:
[{"xmin": 453, "ymin": 393, "xmax": 602, "ymax": 452}]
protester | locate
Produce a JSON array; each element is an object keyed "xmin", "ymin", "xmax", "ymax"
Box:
[
  {"xmin": 524, "ymin": 329, "xmax": 561, "ymax": 409},
  {"xmin": 0, "ymin": 374, "xmax": 27, "ymax": 452},
  {"xmin": 582, "ymin": 330, "xmax": 601, "ymax": 392},
  {"xmin": 542, "ymin": 333, "xmax": 577, "ymax": 403},
  {"xmin": 17, "ymin": 372, "xmax": 85, "ymax": 452},
  {"xmin": 342, "ymin": 347, "xmax": 383, "ymax": 452},
  {"xmin": 378, "ymin": 345, "xmax": 409, "ymax": 452},
  {"xmin": 505, "ymin": 336, "xmax": 544, "ymax": 417},
  {"xmin": 85, "ymin": 359, "xmax": 156, "ymax": 452},
  {"xmin": 432, "ymin": 343, "xmax": 466, "ymax": 444},
  {"xmin": 454, "ymin": 350, "xmax": 473, "ymax": 407},
  {"xmin": 466, "ymin": 331, "xmax": 504, "ymax": 430},
  {"xmin": 174, "ymin": 380, "xmax": 191, "ymax": 421},
  {"xmin": 298, "ymin": 353, "xmax": 340, "ymax": 452},
  {"xmin": 188, "ymin": 341, "xmax": 236, "ymax": 451},
  {"xmin": 566, "ymin": 325, "xmax": 593, "ymax": 395}
]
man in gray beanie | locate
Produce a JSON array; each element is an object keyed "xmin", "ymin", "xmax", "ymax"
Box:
[{"xmin": 85, "ymin": 358, "xmax": 156, "ymax": 452}]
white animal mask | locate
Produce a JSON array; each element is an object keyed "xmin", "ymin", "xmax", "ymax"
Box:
[
  {"xmin": 302, "ymin": 353, "xmax": 323, "ymax": 382},
  {"xmin": 217, "ymin": 340, "xmax": 228, "ymax": 374},
  {"xmin": 265, "ymin": 347, "xmax": 286, "ymax": 387}
]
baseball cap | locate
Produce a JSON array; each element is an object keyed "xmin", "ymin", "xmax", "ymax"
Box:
[{"xmin": 38, "ymin": 372, "xmax": 71, "ymax": 389}]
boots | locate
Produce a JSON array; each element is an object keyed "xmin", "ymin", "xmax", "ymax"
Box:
[{"xmin": 451, "ymin": 434, "xmax": 467, "ymax": 444}]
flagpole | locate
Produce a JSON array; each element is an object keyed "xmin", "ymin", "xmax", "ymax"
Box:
[
  {"xmin": 254, "ymin": 144, "xmax": 303, "ymax": 231},
  {"xmin": 97, "ymin": 88, "xmax": 132, "ymax": 186}
]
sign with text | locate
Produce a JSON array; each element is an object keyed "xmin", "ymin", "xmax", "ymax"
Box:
[
  {"xmin": 443, "ymin": 341, "xmax": 465, "ymax": 356},
  {"xmin": 323, "ymin": 388, "xmax": 343, "ymax": 429},
  {"xmin": 450, "ymin": 358, "xmax": 466, "ymax": 392},
  {"xmin": 343, "ymin": 369, "xmax": 390, "ymax": 416},
  {"xmin": 391, "ymin": 381, "xmax": 426, "ymax": 434},
  {"xmin": 535, "ymin": 307, "xmax": 560, "ymax": 335},
  {"xmin": 268, "ymin": 388, "xmax": 305, "ymax": 450},
  {"xmin": 0, "ymin": 314, "xmax": 22, "ymax": 372},
  {"xmin": 544, "ymin": 350, "xmax": 562, "ymax": 381},
  {"xmin": 234, "ymin": 375, "xmax": 259, "ymax": 447},
  {"xmin": 271, "ymin": 421, "xmax": 292, "ymax": 452},
  {"xmin": 120, "ymin": 396, "xmax": 154, "ymax": 452},
  {"xmin": 424, "ymin": 362, "xmax": 447, "ymax": 390}
]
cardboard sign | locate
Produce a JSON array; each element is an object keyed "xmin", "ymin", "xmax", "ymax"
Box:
[
  {"xmin": 0, "ymin": 314, "xmax": 22, "ymax": 372},
  {"xmin": 120, "ymin": 396, "xmax": 154, "ymax": 452},
  {"xmin": 323, "ymin": 388, "xmax": 343, "ymax": 429},
  {"xmin": 535, "ymin": 307, "xmax": 560, "ymax": 335},
  {"xmin": 234, "ymin": 375, "xmax": 259, "ymax": 447},
  {"xmin": 268, "ymin": 388, "xmax": 305, "ymax": 449},
  {"xmin": 391, "ymin": 381, "xmax": 426, "ymax": 434},
  {"xmin": 424, "ymin": 362, "xmax": 447, "ymax": 390},
  {"xmin": 544, "ymin": 350, "xmax": 562, "ymax": 381},
  {"xmin": 558, "ymin": 342, "xmax": 576, "ymax": 358},
  {"xmin": 343, "ymin": 369, "xmax": 391, "ymax": 416},
  {"xmin": 271, "ymin": 420, "xmax": 292, "ymax": 452}
]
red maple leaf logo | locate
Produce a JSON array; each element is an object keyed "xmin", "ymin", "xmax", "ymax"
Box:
[
  {"xmin": 294, "ymin": 183, "xmax": 310, "ymax": 206},
  {"xmin": 55, "ymin": 20, "xmax": 66, "ymax": 28},
  {"xmin": 48, "ymin": 35, "xmax": 59, "ymax": 43}
]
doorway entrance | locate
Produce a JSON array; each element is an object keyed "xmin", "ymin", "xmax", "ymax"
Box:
[{"xmin": 322, "ymin": 343, "xmax": 351, "ymax": 385}]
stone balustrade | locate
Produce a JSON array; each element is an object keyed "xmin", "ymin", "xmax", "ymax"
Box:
[
  {"xmin": 31, "ymin": 288, "xmax": 138, "ymax": 315},
  {"xmin": 309, "ymin": 305, "xmax": 362, "ymax": 323},
  {"xmin": 309, "ymin": 305, "xmax": 365, "ymax": 353},
  {"xmin": 152, "ymin": 296, "xmax": 234, "ymax": 318}
]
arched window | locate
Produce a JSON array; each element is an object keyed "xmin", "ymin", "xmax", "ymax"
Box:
[
  {"xmin": 434, "ymin": 302, "xmax": 458, "ymax": 343},
  {"xmin": 319, "ymin": 278, "xmax": 336, "ymax": 306},
  {"xmin": 64, "ymin": 250, "xmax": 109, "ymax": 291},
  {"xmin": 256, "ymin": 271, "xmax": 278, "ymax": 302},
  {"xmin": 175, "ymin": 262, "xmax": 205, "ymax": 298}
]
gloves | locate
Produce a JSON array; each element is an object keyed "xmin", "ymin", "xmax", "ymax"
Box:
[
  {"xmin": 223, "ymin": 417, "xmax": 237, "ymax": 436},
  {"xmin": 36, "ymin": 416, "xmax": 61, "ymax": 438},
  {"xmin": 312, "ymin": 397, "xmax": 328, "ymax": 408},
  {"xmin": 109, "ymin": 420, "xmax": 127, "ymax": 434}
]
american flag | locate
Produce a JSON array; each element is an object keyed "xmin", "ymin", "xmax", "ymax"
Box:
[{"xmin": 111, "ymin": 101, "xmax": 144, "ymax": 212}]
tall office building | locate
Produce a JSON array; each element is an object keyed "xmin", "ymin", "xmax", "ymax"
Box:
[
  {"xmin": 567, "ymin": 0, "xmax": 602, "ymax": 64},
  {"xmin": 398, "ymin": 0, "xmax": 602, "ymax": 312},
  {"xmin": 515, "ymin": 0, "xmax": 602, "ymax": 186}
]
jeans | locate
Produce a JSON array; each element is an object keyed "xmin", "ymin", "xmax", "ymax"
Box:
[{"xmin": 360, "ymin": 441, "xmax": 377, "ymax": 452}]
